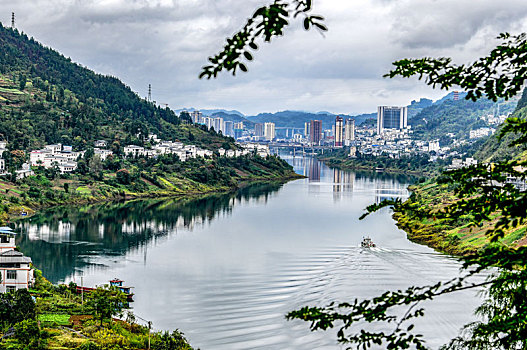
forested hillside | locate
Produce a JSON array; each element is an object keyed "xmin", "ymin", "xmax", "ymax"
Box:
[
  {"xmin": 0, "ymin": 24, "xmax": 300, "ymax": 222},
  {"xmin": 0, "ymin": 24, "xmax": 232, "ymax": 151},
  {"xmin": 408, "ymin": 97, "xmax": 517, "ymax": 145},
  {"xmin": 474, "ymin": 88, "xmax": 527, "ymax": 162}
]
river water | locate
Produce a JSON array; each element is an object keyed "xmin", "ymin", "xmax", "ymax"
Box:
[{"xmin": 16, "ymin": 156, "xmax": 483, "ymax": 349}]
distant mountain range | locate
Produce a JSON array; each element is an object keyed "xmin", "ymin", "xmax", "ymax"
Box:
[
  {"xmin": 174, "ymin": 108, "xmax": 245, "ymax": 117},
  {"xmin": 245, "ymin": 111, "xmax": 375, "ymax": 129},
  {"xmin": 177, "ymin": 91, "xmax": 483, "ymax": 131}
]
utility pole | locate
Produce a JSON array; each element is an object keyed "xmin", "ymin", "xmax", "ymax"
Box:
[
  {"xmin": 11, "ymin": 12, "xmax": 15, "ymax": 28},
  {"xmin": 148, "ymin": 84, "xmax": 151, "ymax": 102},
  {"xmin": 148, "ymin": 321, "xmax": 152, "ymax": 350}
]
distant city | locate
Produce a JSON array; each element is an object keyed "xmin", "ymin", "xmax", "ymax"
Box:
[{"xmin": 183, "ymin": 92, "xmax": 510, "ymax": 170}]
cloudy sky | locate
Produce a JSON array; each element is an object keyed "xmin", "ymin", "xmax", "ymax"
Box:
[{"xmin": 2, "ymin": 0, "xmax": 527, "ymax": 115}]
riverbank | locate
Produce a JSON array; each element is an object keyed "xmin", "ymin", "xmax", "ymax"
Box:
[
  {"xmin": 0, "ymin": 270, "xmax": 194, "ymax": 349},
  {"xmin": 391, "ymin": 181, "xmax": 527, "ymax": 256},
  {"xmin": 318, "ymin": 155, "xmax": 437, "ymax": 177},
  {"xmin": 0, "ymin": 155, "xmax": 303, "ymax": 223}
]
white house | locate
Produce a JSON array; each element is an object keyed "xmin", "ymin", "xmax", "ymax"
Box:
[
  {"xmin": 43, "ymin": 155, "xmax": 69, "ymax": 168},
  {"xmin": 94, "ymin": 148, "xmax": 113, "ymax": 160},
  {"xmin": 30, "ymin": 149, "xmax": 52, "ymax": 166},
  {"xmin": 0, "ymin": 229, "xmax": 35, "ymax": 293},
  {"xmin": 58, "ymin": 162, "xmax": 77, "ymax": 174},
  {"xmin": 94, "ymin": 140, "xmax": 108, "ymax": 148},
  {"xmin": 45, "ymin": 144, "xmax": 62, "ymax": 154},
  {"xmin": 123, "ymin": 145, "xmax": 145, "ymax": 157},
  {"xmin": 0, "ymin": 250, "xmax": 35, "ymax": 293},
  {"xmin": 16, "ymin": 163, "xmax": 34, "ymax": 180}
]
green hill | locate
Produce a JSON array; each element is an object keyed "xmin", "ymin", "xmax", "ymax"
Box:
[
  {"xmin": 409, "ymin": 97, "xmax": 517, "ymax": 145},
  {"xmin": 0, "ymin": 24, "xmax": 299, "ymax": 222},
  {"xmin": 0, "ymin": 24, "xmax": 233, "ymax": 151},
  {"xmin": 473, "ymin": 88, "xmax": 527, "ymax": 162}
]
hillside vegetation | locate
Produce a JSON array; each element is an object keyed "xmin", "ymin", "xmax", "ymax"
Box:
[
  {"xmin": 393, "ymin": 88, "xmax": 527, "ymax": 255},
  {"xmin": 0, "ymin": 24, "xmax": 238, "ymax": 151},
  {"xmin": 0, "ymin": 24, "xmax": 300, "ymax": 222}
]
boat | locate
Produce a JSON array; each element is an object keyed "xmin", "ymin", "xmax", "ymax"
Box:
[
  {"xmin": 76, "ymin": 278, "xmax": 134, "ymax": 302},
  {"xmin": 361, "ymin": 236, "xmax": 376, "ymax": 248}
]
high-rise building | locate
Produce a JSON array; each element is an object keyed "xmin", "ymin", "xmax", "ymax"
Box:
[
  {"xmin": 234, "ymin": 122, "xmax": 244, "ymax": 130},
  {"xmin": 304, "ymin": 122, "xmax": 311, "ymax": 139},
  {"xmin": 234, "ymin": 128, "xmax": 243, "ymax": 139},
  {"xmin": 377, "ymin": 106, "xmax": 408, "ymax": 134},
  {"xmin": 309, "ymin": 120, "xmax": 323, "ymax": 145},
  {"xmin": 453, "ymin": 91, "xmax": 459, "ymax": 101},
  {"xmin": 214, "ymin": 117, "xmax": 224, "ymax": 134},
  {"xmin": 224, "ymin": 121, "xmax": 234, "ymax": 137},
  {"xmin": 190, "ymin": 111, "xmax": 203, "ymax": 124},
  {"xmin": 264, "ymin": 122, "xmax": 275, "ymax": 141},
  {"xmin": 334, "ymin": 116, "xmax": 343, "ymax": 147},
  {"xmin": 254, "ymin": 123, "xmax": 265, "ymax": 137},
  {"xmin": 344, "ymin": 118, "xmax": 355, "ymax": 146},
  {"xmin": 205, "ymin": 117, "xmax": 214, "ymax": 130}
]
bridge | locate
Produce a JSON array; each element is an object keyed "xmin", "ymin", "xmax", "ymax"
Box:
[{"xmin": 251, "ymin": 141, "xmax": 336, "ymax": 155}]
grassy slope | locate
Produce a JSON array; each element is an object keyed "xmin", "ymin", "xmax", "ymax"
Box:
[
  {"xmin": 381, "ymin": 93, "xmax": 527, "ymax": 256},
  {"xmin": 393, "ymin": 182, "xmax": 526, "ymax": 256},
  {"xmin": 0, "ymin": 270, "xmax": 194, "ymax": 349}
]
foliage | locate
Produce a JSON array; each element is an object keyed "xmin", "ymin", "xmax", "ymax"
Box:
[
  {"xmin": 85, "ymin": 286, "xmax": 127, "ymax": 327},
  {"xmin": 38, "ymin": 313, "xmax": 71, "ymax": 327},
  {"xmin": 200, "ymin": 0, "xmax": 327, "ymax": 78},
  {"xmin": 151, "ymin": 330, "xmax": 193, "ymax": 350},
  {"xmin": 0, "ymin": 289, "xmax": 36, "ymax": 326},
  {"xmin": 13, "ymin": 319, "xmax": 45, "ymax": 350},
  {"xmin": 386, "ymin": 33, "xmax": 527, "ymax": 103}
]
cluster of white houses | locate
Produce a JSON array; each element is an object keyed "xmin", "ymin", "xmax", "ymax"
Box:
[
  {"xmin": 0, "ymin": 227, "xmax": 34, "ymax": 293},
  {"xmin": 123, "ymin": 135, "xmax": 270, "ymax": 160},
  {"xmin": 0, "ymin": 134, "xmax": 270, "ymax": 179},
  {"xmin": 30, "ymin": 144, "xmax": 86, "ymax": 174}
]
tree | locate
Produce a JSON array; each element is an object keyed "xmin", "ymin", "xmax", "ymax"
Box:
[
  {"xmin": 18, "ymin": 73, "xmax": 26, "ymax": 91},
  {"xmin": 116, "ymin": 168, "xmax": 131, "ymax": 185},
  {"xmin": 89, "ymin": 154, "xmax": 103, "ymax": 175},
  {"xmin": 285, "ymin": 32, "xmax": 527, "ymax": 349},
  {"xmin": 0, "ymin": 289, "xmax": 36, "ymax": 325},
  {"xmin": 85, "ymin": 286, "xmax": 127, "ymax": 327},
  {"xmin": 14, "ymin": 319, "xmax": 44, "ymax": 350}
]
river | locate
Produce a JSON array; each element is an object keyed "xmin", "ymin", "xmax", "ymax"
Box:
[{"xmin": 16, "ymin": 156, "xmax": 483, "ymax": 349}]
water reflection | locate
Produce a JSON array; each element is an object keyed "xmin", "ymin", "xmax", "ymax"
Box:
[
  {"xmin": 16, "ymin": 157, "xmax": 481, "ymax": 350},
  {"xmin": 16, "ymin": 182, "xmax": 284, "ymax": 283}
]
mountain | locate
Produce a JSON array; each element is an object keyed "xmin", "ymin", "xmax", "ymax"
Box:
[
  {"xmin": 210, "ymin": 112, "xmax": 255, "ymax": 128},
  {"xmin": 0, "ymin": 24, "xmax": 235, "ymax": 151},
  {"xmin": 407, "ymin": 98, "xmax": 433, "ymax": 118},
  {"xmin": 473, "ymin": 88, "xmax": 527, "ymax": 162},
  {"xmin": 202, "ymin": 109, "xmax": 245, "ymax": 117},
  {"xmin": 408, "ymin": 96, "xmax": 518, "ymax": 145},
  {"xmin": 175, "ymin": 108, "xmax": 245, "ymax": 118},
  {"xmin": 246, "ymin": 110, "xmax": 374, "ymax": 129}
]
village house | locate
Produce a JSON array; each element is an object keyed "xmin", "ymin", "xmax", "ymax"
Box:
[
  {"xmin": 94, "ymin": 148, "xmax": 113, "ymax": 160},
  {"xmin": 94, "ymin": 140, "xmax": 108, "ymax": 148},
  {"xmin": 30, "ymin": 144, "xmax": 83, "ymax": 173},
  {"xmin": 16, "ymin": 163, "xmax": 34, "ymax": 179},
  {"xmin": 0, "ymin": 227, "xmax": 34, "ymax": 293}
]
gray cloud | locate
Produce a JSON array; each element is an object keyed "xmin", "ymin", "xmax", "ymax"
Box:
[{"xmin": 1, "ymin": 0, "xmax": 527, "ymax": 115}]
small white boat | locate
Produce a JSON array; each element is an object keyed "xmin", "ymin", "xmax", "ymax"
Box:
[{"xmin": 361, "ymin": 236, "xmax": 376, "ymax": 248}]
